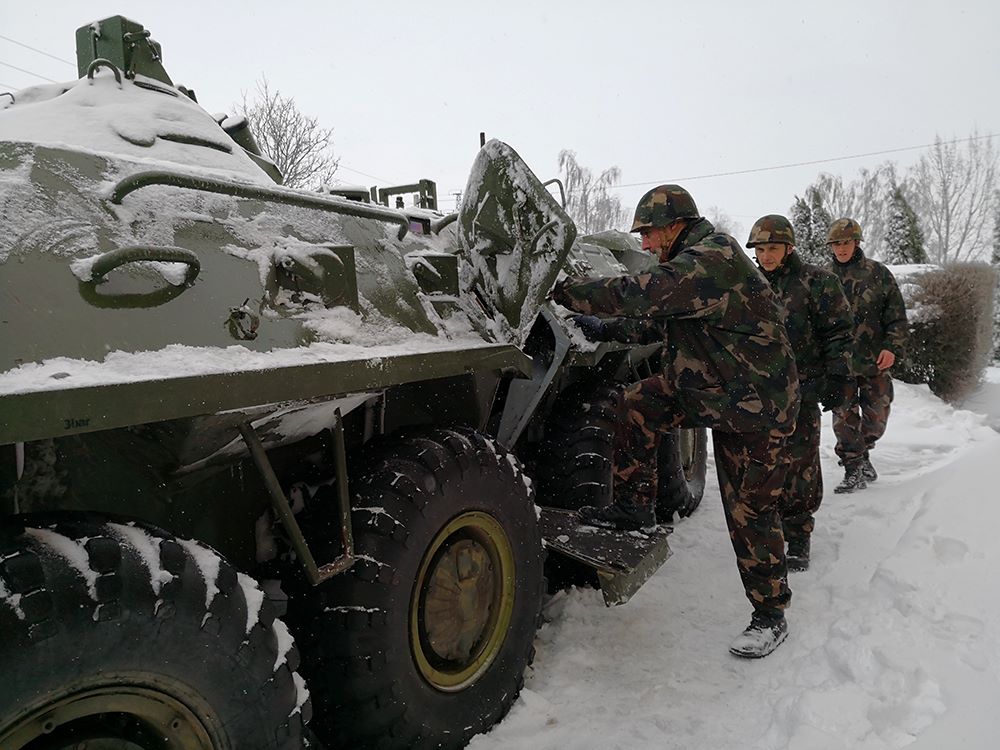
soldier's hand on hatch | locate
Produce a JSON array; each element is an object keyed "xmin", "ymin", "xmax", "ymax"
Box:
[
  {"xmin": 550, "ymin": 278, "xmax": 572, "ymax": 306},
  {"xmin": 568, "ymin": 314, "xmax": 611, "ymax": 341},
  {"xmin": 876, "ymin": 349, "xmax": 895, "ymax": 370}
]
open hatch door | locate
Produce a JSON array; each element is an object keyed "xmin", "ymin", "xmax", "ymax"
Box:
[{"xmin": 457, "ymin": 140, "xmax": 576, "ymax": 346}]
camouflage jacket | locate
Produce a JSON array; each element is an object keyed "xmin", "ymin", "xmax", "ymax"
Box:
[
  {"xmin": 829, "ymin": 248, "xmax": 908, "ymax": 377},
  {"xmin": 552, "ymin": 218, "xmax": 800, "ymax": 436},
  {"xmin": 760, "ymin": 252, "xmax": 854, "ymax": 403}
]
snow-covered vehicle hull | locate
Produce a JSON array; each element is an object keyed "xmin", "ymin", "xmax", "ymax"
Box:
[{"xmin": 0, "ymin": 16, "xmax": 706, "ymax": 750}]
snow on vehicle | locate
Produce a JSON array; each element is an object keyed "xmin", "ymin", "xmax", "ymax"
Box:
[{"xmin": 0, "ymin": 16, "xmax": 707, "ymax": 749}]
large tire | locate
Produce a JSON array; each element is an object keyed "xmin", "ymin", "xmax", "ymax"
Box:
[
  {"xmin": 285, "ymin": 428, "xmax": 544, "ymax": 750},
  {"xmin": 536, "ymin": 384, "xmax": 618, "ymax": 510},
  {"xmin": 539, "ymin": 385, "xmax": 708, "ymax": 520},
  {"xmin": 0, "ymin": 515, "xmax": 309, "ymax": 749},
  {"xmin": 656, "ymin": 427, "xmax": 709, "ymax": 519}
]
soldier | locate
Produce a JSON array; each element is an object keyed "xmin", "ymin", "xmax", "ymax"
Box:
[
  {"xmin": 552, "ymin": 186, "xmax": 800, "ymax": 658},
  {"xmin": 826, "ymin": 218, "xmax": 908, "ymax": 493},
  {"xmin": 747, "ymin": 215, "xmax": 854, "ymax": 572}
]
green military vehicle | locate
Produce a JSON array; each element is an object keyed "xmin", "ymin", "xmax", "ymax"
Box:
[{"xmin": 0, "ymin": 17, "xmax": 707, "ymax": 750}]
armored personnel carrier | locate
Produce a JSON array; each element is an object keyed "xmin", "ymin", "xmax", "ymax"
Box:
[{"xmin": 0, "ymin": 17, "xmax": 706, "ymax": 749}]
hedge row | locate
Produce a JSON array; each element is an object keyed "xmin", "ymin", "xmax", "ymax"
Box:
[{"xmin": 894, "ymin": 262, "xmax": 998, "ymax": 403}]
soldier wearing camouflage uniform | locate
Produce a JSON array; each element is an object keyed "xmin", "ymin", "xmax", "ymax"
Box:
[
  {"xmin": 826, "ymin": 218, "xmax": 908, "ymax": 493},
  {"xmin": 748, "ymin": 215, "xmax": 854, "ymax": 572},
  {"xmin": 552, "ymin": 186, "xmax": 800, "ymax": 658}
]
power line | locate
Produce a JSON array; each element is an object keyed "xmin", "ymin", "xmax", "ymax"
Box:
[
  {"xmin": 0, "ymin": 34, "xmax": 75, "ymax": 67},
  {"xmin": 0, "ymin": 59, "xmax": 58, "ymax": 83},
  {"xmin": 612, "ymin": 131, "xmax": 1000, "ymax": 189},
  {"xmin": 336, "ymin": 163, "xmax": 393, "ymax": 184}
]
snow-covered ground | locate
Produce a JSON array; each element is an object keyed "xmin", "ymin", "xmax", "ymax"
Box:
[
  {"xmin": 962, "ymin": 365, "xmax": 1000, "ymax": 431},
  {"xmin": 471, "ymin": 370, "xmax": 1000, "ymax": 750}
]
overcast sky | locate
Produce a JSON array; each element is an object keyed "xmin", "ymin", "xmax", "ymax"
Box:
[{"xmin": 3, "ymin": 0, "xmax": 998, "ymax": 240}]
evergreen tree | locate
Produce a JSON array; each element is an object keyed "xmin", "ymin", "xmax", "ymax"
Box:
[
  {"xmin": 884, "ymin": 185, "xmax": 928, "ymax": 265},
  {"xmin": 789, "ymin": 187, "xmax": 832, "ymax": 265},
  {"xmin": 790, "ymin": 194, "xmax": 812, "ymax": 253},
  {"xmin": 807, "ymin": 188, "xmax": 833, "ymax": 265}
]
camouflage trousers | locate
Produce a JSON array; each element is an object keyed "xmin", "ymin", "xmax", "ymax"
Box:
[
  {"xmin": 833, "ymin": 373, "xmax": 894, "ymax": 464},
  {"xmin": 612, "ymin": 373, "xmax": 791, "ymax": 616},
  {"xmin": 781, "ymin": 401, "xmax": 822, "ymax": 545},
  {"xmin": 610, "ymin": 373, "xmax": 689, "ymax": 502}
]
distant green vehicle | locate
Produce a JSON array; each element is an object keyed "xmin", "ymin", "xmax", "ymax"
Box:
[{"xmin": 0, "ymin": 17, "xmax": 706, "ymax": 750}]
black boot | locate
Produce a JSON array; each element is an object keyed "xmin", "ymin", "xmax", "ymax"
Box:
[
  {"xmin": 786, "ymin": 536, "xmax": 810, "ymax": 572},
  {"xmin": 577, "ymin": 502, "xmax": 656, "ymax": 532},
  {"xmin": 729, "ymin": 611, "xmax": 788, "ymax": 658},
  {"xmin": 860, "ymin": 456, "xmax": 878, "ymax": 482},
  {"xmin": 834, "ymin": 461, "xmax": 867, "ymax": 494}
]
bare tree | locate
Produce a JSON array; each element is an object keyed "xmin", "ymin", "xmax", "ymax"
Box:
[
  {"xmin": 908, "ymin": 133, "xmax": 998, "ymax": 263},
  {"xmin": 992, "ymin": 193, "xmax": 1000, "ymax": 360},
  {"xmin": 705, "ymin": 205, "xmax": 740, "ymax": 240},
  {"xmin": 238, "ymin": 77, "xmax": 339, "ymax": 189},
  {"xmin": 805, "ymin": 163, "xmax": 896, "ymax": 258},
  {"xmin": 558, "ymin": 150, "xmax": 628, "ymax": 235},
  {"xmin": 994, "ymin": 192, "xmax": 1000, "ymax": 266}
]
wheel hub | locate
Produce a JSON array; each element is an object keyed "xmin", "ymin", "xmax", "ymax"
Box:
[
  {"xmin": 424, "ymin": 538, "xmax": 497, "ymax": 661},
  {"xmin": 411, "ymin": 511, "xmax": 515, "ymax": 692},
  {"xmin": 1, "ymin": 683, "xmax": 217, "ymax": 749}
]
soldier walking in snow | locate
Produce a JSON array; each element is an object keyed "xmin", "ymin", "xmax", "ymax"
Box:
[
  {"xmin": 826, "ymin": 218, "xmax": 908, "ymax": 493},
  {"xmin": 552, "ymin": 186, "xmax": 800, "ymax": 658},
  {"xmin": 748, "ymin": 215, "xmax": 854, "ymax": 572}
]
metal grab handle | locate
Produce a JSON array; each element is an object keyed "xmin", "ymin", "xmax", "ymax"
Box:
[
  {"xmin": 109, "ymin": 170, "xmax": 411, "ymax": 240},
  {"xmin": 86, "ymin": 58, "xmax": 122, "ymax": 85},
  {"xmin": 529, "ymin": 219, "xmax": 560, "ymax": 257},
  {"xmin": 431, "ymin": 212, "xmax": 459, "ymax": 235},
  {"xmin": 542, "ymin": 178, "xmax": 566, "ymax": 209},
  {"xmin": 89, "ymin": 245, "xmax": 201, "ymax": 285}
]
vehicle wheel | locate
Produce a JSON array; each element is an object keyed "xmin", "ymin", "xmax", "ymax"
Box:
[
  {"xmin": 539, "ymin": 384, "xmax": 708, "ymax": 521},
  {"xmin": 285, "ymin": 428, "xmax": 544, "ymax": 750},
  {"xmin": 536, "ymin": 384, "xmax": 618, "ymax": 510},
  {"xmin": 656, "ymin": 427, "xmax": 709, "ymax": 519},
  {"xmin": 0, "ymin": 514, "xmax": 309, "ymax": 749}
]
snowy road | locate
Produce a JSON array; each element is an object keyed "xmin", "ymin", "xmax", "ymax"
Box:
[{"xmin": 470, "ymin": 374, "xmax": 1000, "ymax": 750}]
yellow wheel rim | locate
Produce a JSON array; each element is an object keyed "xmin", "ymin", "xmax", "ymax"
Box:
[
  {"xmin": 1, "ymin": 682, "xmax": 217, "ymax": 749},
  {"xmin": 410, "ymin": 511, "xmax": 516, "ymax": 692}
]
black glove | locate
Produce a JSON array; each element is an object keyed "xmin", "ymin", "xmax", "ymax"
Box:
[
  {"xmin": 550, "ymin": 278, "xmax": 573, "ymax": 307},
  {"xmin": 819, "ymin": 375, "xmax": 853, "ymax": 412},
  {"xmin": 568, "ymin": 314, "xmax": 612, "ymax": 342}
]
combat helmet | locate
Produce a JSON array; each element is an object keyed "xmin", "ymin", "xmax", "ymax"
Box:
[
  {"xmin": 630, "ymin": 184, "xmax": 700, "ymax": 233},
  {"xmin": 746, "ymin": 214, "xmax": 795, "ymax": 248},
  {"xmin": 826, "ymin": 217, "xmax": 863, "ymax": 244}
]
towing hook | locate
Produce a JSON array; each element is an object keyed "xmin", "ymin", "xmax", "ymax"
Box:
[
  {"xmin": 86, "ymin": 58, "xmax": 123, "ymax": 86},
  {"xmin": 227, "ymin": 298, "xmax": 260, "ymax": 340}
]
